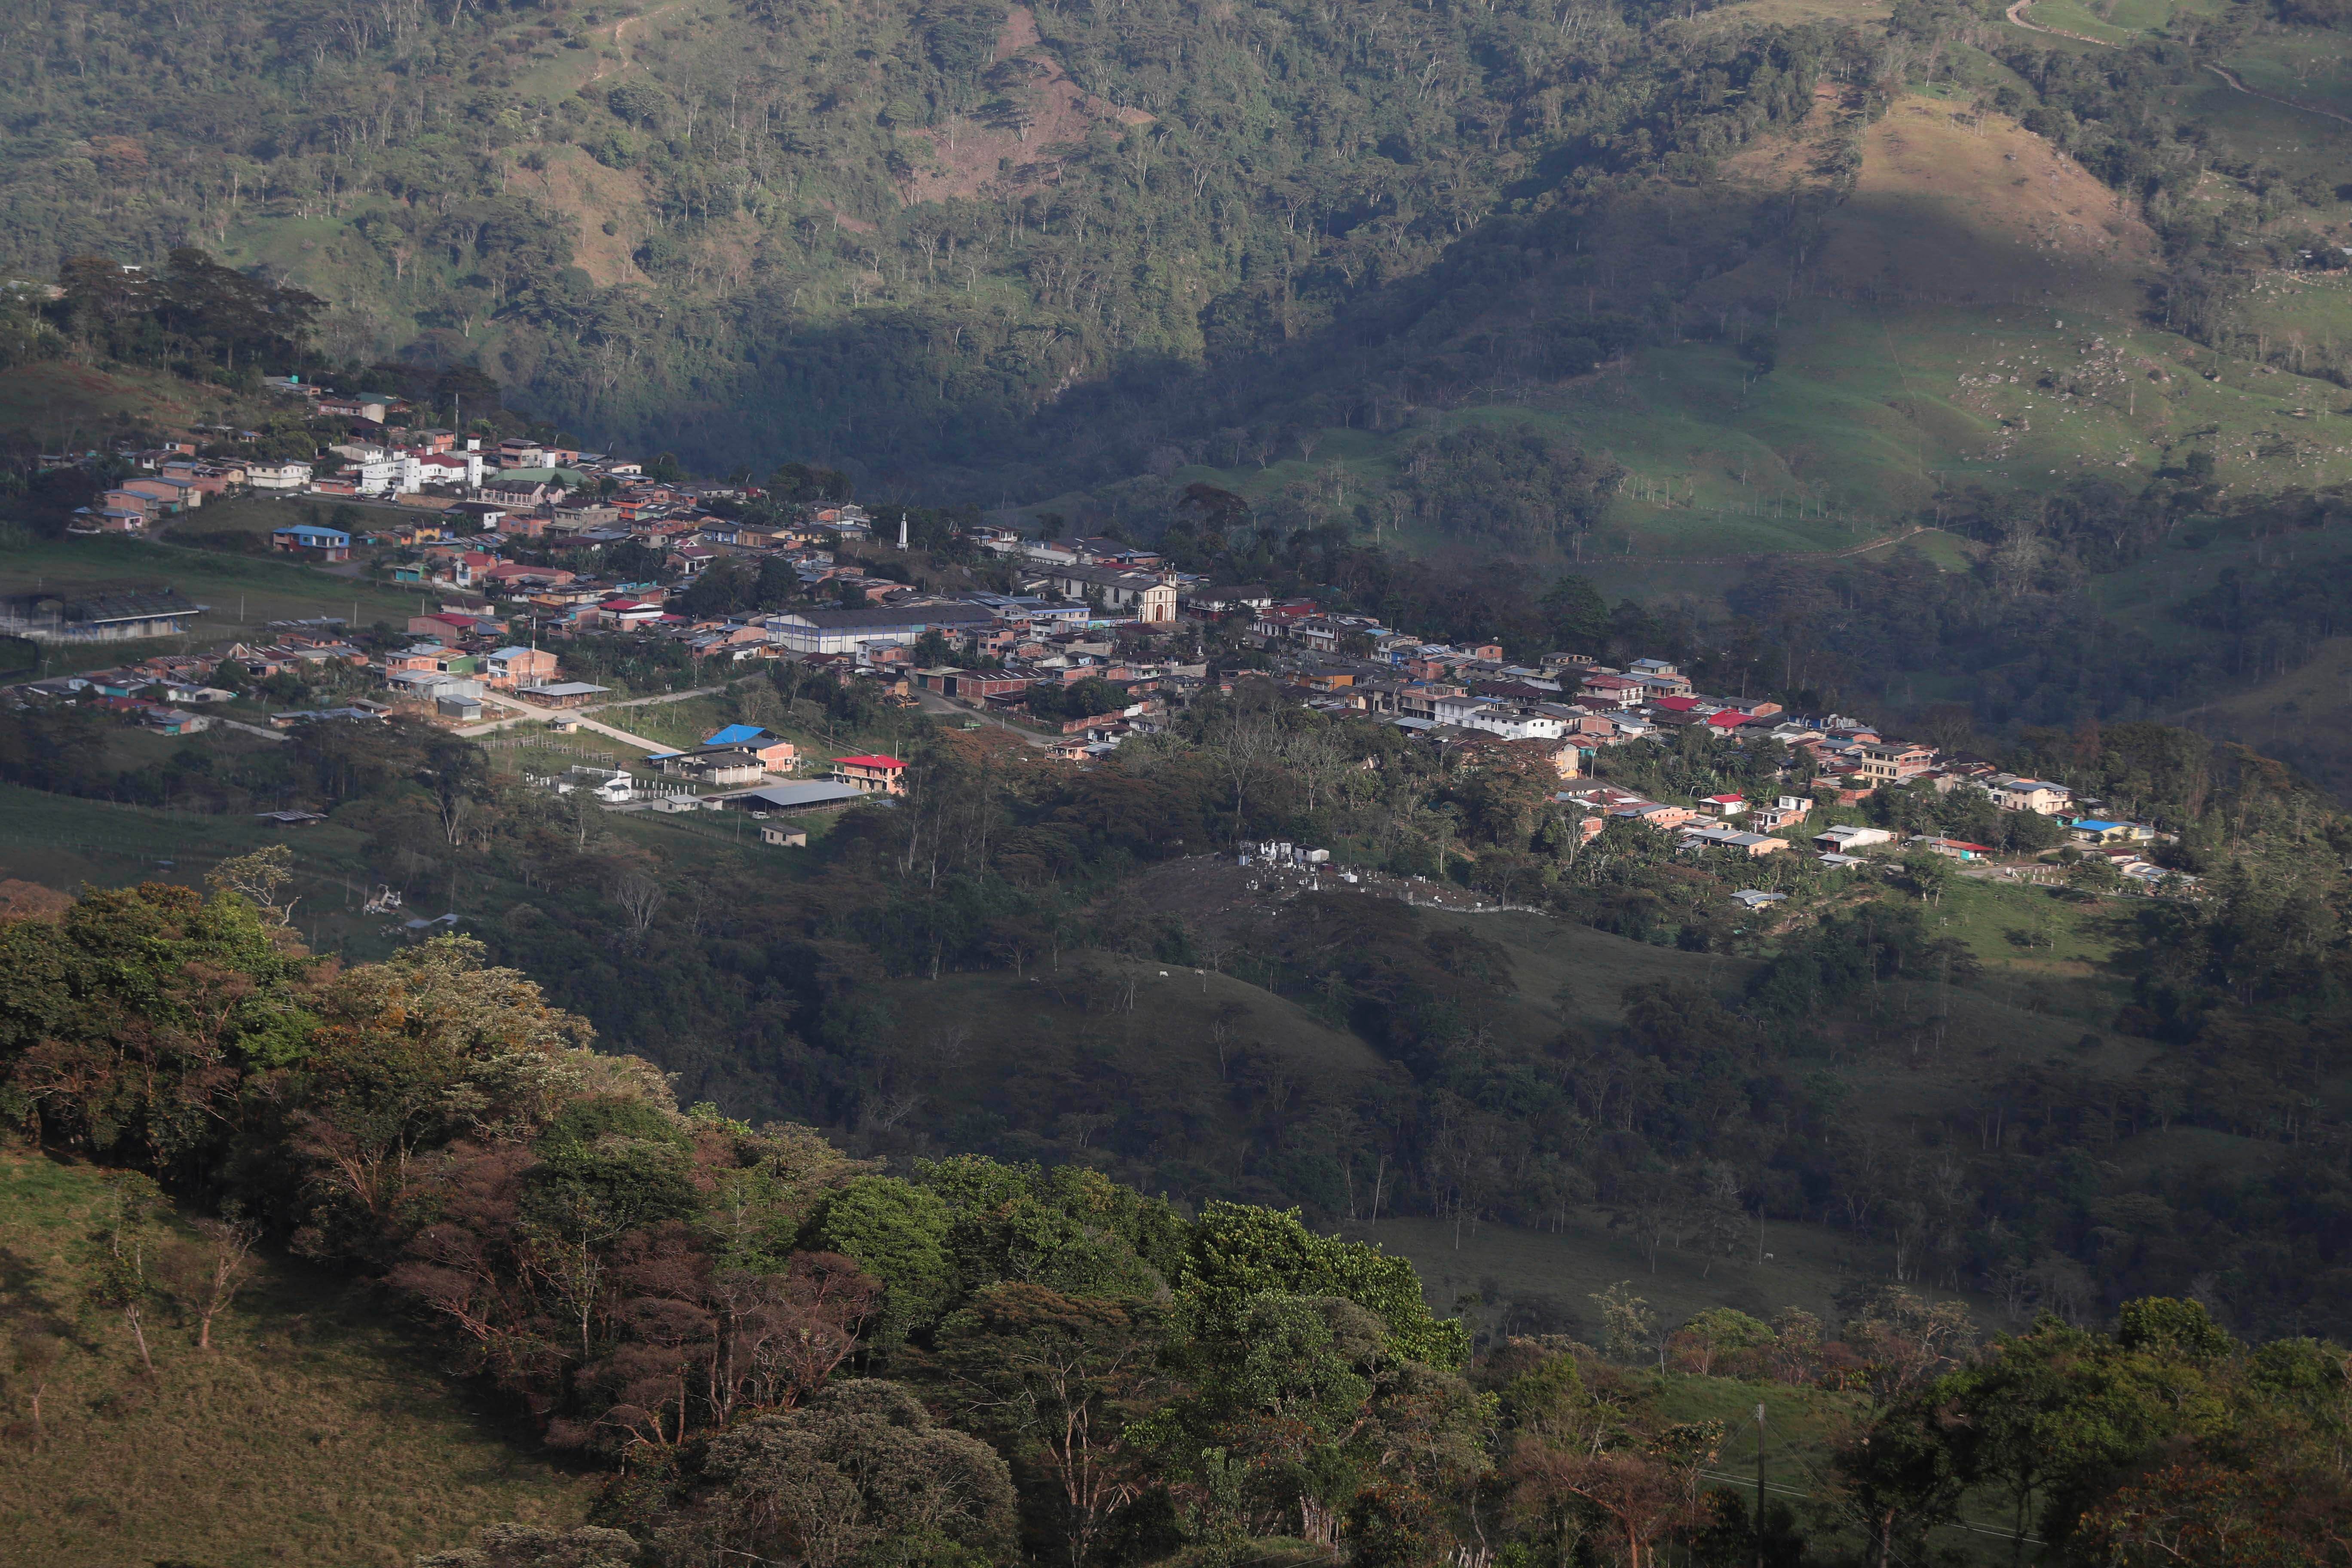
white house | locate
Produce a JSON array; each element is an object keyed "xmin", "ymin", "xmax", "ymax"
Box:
[
  {"xmin": 1449, "ymin": 701, "xmax": 1565, "ymax": 741},
  {"xmin": 1991, "ymin": 777, "xmax": 2073, "ymax": 814},
  {"xmin": 408, "ymin": 450, "xmax": 486, "ymax": 489},
  {"xmin": 1813, "ymin": 824, "xmax": 1894, "ymax": 851},
  {"xmin": 347, "ymin": 456, "xmax": 403, "ymax": 496},
  {"xmin": 245, "ymin": 461, "xmax": 314, "ymax": 491}
]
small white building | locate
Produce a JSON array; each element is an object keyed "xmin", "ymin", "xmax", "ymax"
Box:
[
  {"xmin": 245, "ymin": 461, "xmax": 314, "ymax": 491},
  {"xmin": 1431, "ymin": 695, "xmax": 1566, "ymax": 740},
  {"xmin": 1813, "ymin": 824, "xmax": 1894, "ymax": 851},
  {"xmin": 349, "ymin": 456, "xmax": 404, "ymax": 496}
]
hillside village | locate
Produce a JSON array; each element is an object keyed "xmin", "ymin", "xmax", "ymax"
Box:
[{"xmin": 8, "ymin": 377, "xmax": 2188, "ymax": 903}]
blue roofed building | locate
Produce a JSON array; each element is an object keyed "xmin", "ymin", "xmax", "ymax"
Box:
[
  {"xmin": 693, "ymin": 723, "xmax": 797, "ymax": 772},
  {"xmin": 271, "ymin": 523, "xmax": 352, "ymax": 561}
]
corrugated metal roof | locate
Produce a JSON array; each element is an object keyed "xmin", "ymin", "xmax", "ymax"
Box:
[{"xmin": 720, "ymin": 782, "xmax": 867, "ymax": 811}]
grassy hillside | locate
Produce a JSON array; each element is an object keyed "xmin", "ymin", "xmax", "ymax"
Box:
[
  {"xmin": 0, "ymin": 1153, "xmax": 594, "ymax": 1568},
  {"xmin": 0, "ymin": 360, "xmax": 259, "ymax": 450},
  {"xmin": 1086, "ymin": 77, "xmax": 2352, "ymax": 561},
  {"xmin": 0, "ymin": 781, "xmax": 413, "ymax": 957},
  {"xmin": 2172, "ymin": 634, "xmax": 2352, "ymax": 793},
  {"xmin": 0, "ymin": 532, "xmax": 429, "ymax": 674}
]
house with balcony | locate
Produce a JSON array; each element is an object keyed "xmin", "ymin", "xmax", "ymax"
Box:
[
  {"xmin": 1991, "ymin": 777, "xmax": 2073, "ymax": 814},
  {"xmin": 483, "ymin": 647, "xmax": 560, "ymax": 688},
  {"xmin": 1855, "ymin": 741, "xmax": 1937, "ymax": 787},
  {"xmin": 830, "ymin": 754, "xmax": 908, "ymax": 796}
]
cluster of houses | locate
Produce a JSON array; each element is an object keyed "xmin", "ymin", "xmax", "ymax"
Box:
[
  {"xmin": 68, "ymin": 439, "xmax": 315, "ymax": 534},
  {"xmin": 1528, "ymin": 714, "xmax": 2177, "ymax": 889},
  {"xmin": 32, "ymin": 391, "xmax": 2188, "ymax": 888},
  {"xmin": 59, "ymin": 372, "xmax": 717, "ymax": 536},
  {"xmin": 10, "ymin": 622, "xmax": 393, "ymax": 732},
  {"xmin": 352, "ymin": 525, "xmax": 1232, "ymax": 756}
]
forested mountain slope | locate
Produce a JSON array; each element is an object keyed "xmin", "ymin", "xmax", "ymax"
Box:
[
  {"xmin": 9, "ymin": 873, "xmax": 2352, "ymax": 1568},
  {"xmin": 9, "ymin": 0, "xmax": 2348, "ymax": 539}
]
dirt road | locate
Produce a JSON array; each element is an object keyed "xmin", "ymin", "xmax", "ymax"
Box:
[
  {"xmin": 2005, "ymin": 3, "xmax": 2352, "ymax": 129},
  {"xmin": 910, "ymin": 687, "xmax": 1056, "ymax": 748},
  {"xmin": 2201, "ymin": 62, "xmax": 2352, "ymax": 128},
  {"xmin": 457, "ymin": 694, "xmax": 673, "ymax": 753},
  {"xmin": 2002, "ymin": 0, "xmax": 2114, "ymax": 44}
]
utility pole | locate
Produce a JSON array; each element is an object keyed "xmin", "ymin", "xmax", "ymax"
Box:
[{"xmin": 1755, "ymin": 1402, "xmax": 1768, "ymax": 1568}]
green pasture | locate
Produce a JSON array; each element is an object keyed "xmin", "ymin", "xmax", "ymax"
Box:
[
  {"xmin": 0, "ymin": 781, "xmax": 407, "ymax": 958},
  {"xmin": 0, "ymin": 535, "xmax": 425, "ymax": 653},
  {"xmin": 2219, "ymin": 27, "xmax": 2352, "ymax": 119},
  {"xmin": 1354, "ymin": 1207, "xmax": 1868, "ymax": 1333},
  {"xmin": 2169, "ymin": 72, "xmax": 2352, "ymax": 193},
  {"xmin": 1158, "ymin": 285, "xmax": 2352, "ymax": 565},
  {"xmin": 2014, "ymin": 0, "xmax": 2141, "ymax": 44},
  {"xmin": 168, "ymin": 492, "xmax": 307, "ymax": 536}
]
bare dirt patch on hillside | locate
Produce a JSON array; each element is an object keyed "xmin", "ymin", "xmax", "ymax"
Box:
[
  {"xmin": 0, "ymin": 360, "xmax": 214, "ymax": 439},
  {"xmin": 511, "ymin": 145, "xmax": 651, "ymax": 288},
  {"xmin": 900, "ymin": 6, "xmax": 1154, "ymax": 205},
  {"xmin": 1717, "ymin": 92, "xmax": 2159, "ymax": 312}
]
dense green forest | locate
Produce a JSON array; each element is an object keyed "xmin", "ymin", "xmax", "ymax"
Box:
[
  {"xmin": 6, "ymin": 0, "xmax": 2348, "ymax": 518},
  {"xmin": 5, "ymin": 0, "xmax": 1818, "ymax": 487},
  {"xmin": 9, "ymin": 870, "xmax": 2352, "ymax": 1566}
]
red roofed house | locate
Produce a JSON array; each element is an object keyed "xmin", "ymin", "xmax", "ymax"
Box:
[
  {"xmin": 831, "ymin": 754, "xmax": 907, "ymax": 796},
  {"xmin": 483, "ymin": 562, "xmax": 577, "ymax": 590},
  {"xmin": 1250, "ymin": 600, "xmax": 1320, "ymax": 639},
  {"xmin": 598, "ymin": 599, "xmax": 665, "ymax": 630},
  {"xmin": 1580, "ymin": 672, "xmax": 1644, "ymax": 707},
  {"xmin": 1706, "ymin": 710, "xmax": 1752, "ymax": 732},
  {"xmin": 410, "ymin": 612, "xmax": 480, "ymax": 639},
  {"xmin": 1651, "ymin": 695, "xmax": 1703, "ymax": 714},
  {"xmin": 423, "ymin": 548, "xmax": 499, "ymax": 588},
  {"xmin": 413, "ymin": 451, "xmax": 478, "ymax": 486},
  {"xmin": 1701, "ymin": 794, "xmax": 1747, "ymax": 815}
]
